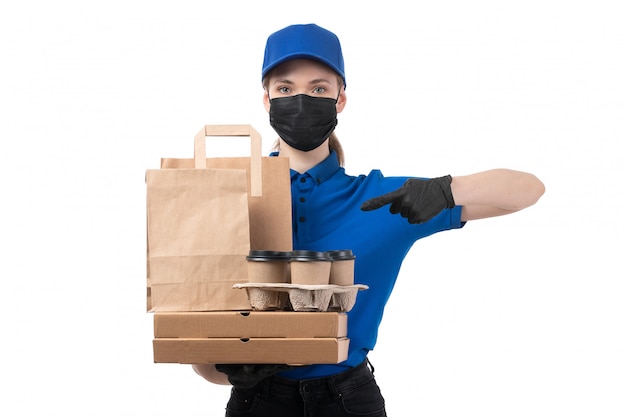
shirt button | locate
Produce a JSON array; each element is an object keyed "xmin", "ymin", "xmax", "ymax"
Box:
[
  {"xmin": 299, "ymin": 197, "xmax": 306, "ymax": 203},
  {"xmin": 300, "ymin": 177, "xmax": 306, "ymax": 183},
  {"xmin": 299, "ymin": 216, "xmax": 306, "ymax": 222}
]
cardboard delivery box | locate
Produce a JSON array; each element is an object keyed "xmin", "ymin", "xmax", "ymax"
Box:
[
  {"xmin": 153, "ymin": 311, "xmax": 347, "ymax": 338},
  {"xmin": 153, "ymin": 337, "xmax": 349, "ymax": 364},
  {"xmin": 152, "ymin": 311, "xmax": 349, "ymax": 365}
]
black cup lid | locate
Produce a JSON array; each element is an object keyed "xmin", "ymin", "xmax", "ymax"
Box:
[
  {"xmin": 290, "ymin": 250, "xmax": 331, "ymax": 261},
  {"xmin": 326, "ymin": 249, "xmax": 355, "ymax": 260},
  {"xmin": 246, "ymin": 250, "xmax": 291, "ymax": 261}
]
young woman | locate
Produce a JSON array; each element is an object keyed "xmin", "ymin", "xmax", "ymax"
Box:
[{"xmin": 193, "ymin": 23, "xmax": 545, "ymax": 417}]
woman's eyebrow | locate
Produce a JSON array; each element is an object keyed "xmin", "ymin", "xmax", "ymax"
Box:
[
  {"xmin": 272, "ymin": 78, "xmax": 294, "ymax": 85},
  {"xmin": 271, "ymin": 78, "xmax": 332, "ymax": 86},
  {"xmin": 308, "ymin": 78, "xmax": 332, "ymax": 85}
]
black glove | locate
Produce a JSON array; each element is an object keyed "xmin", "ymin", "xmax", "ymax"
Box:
[
  {"xmin": 215, "ymin": 364, "xmax": 292, "ymax": 389},
  {"xmin": 361, "ymin": 175, "xmax": 456, "ymax": 224}
]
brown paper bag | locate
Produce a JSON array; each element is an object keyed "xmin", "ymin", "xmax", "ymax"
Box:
[{"xmin": 146, "ymin": 125, "xmax": 292, "ymax": 312}]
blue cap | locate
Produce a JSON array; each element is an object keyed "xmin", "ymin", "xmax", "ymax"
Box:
[{"xmin": 262, "ymin": 24, "xmax": 346, "ymax": 87}]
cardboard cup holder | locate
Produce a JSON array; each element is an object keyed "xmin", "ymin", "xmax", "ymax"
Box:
[
  {"xmin": 242, "ymin": 250, "xmax": 362, "ymax": 312},
  {"xmin": 233, "ymin": 283, "xmax": 368, "ymax": 312}
]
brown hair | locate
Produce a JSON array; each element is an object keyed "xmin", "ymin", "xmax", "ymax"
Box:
[{"xmin": 263, "ymin": 72, "xmax": 346, "ymax": 167}]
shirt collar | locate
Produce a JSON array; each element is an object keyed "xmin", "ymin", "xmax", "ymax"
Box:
[
  {"xmin": 292, "ymin": 150, "xmax": 340, "ymax": 184},
  {"xmin": 270, "ymin": 150, "xmax": 341, "ymax": 184}
]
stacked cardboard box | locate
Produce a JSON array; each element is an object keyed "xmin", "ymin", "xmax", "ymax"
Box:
[{"xmin": 153, "ymin": 311, "xmax": 349, "ymax": 364}]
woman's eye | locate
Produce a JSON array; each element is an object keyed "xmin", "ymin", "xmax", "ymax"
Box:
[
  {"xmin": 278, "ymin": 87, "xmax": 291, "ymax": 94},
  {"xmin": 313, "ymin": 87, "xmax": 326, "ymax": 94}
]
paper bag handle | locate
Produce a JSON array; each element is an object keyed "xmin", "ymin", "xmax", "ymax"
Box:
[{"xmin": 194, "ymin": 124, "xmax": 263, "ymax": 197}]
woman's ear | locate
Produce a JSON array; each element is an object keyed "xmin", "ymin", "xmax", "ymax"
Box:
[
  {"xmin": 336, "ymin": 87, "xmax": 347, "ymax": 114},
  {"xmin": 263, "ymin": 90, "xmax": 271, "ymax": 112}
]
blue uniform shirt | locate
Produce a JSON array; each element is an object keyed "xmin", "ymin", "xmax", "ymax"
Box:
[{"xmin": 276, "ymin": 150, "xmax": 465, "ymax": 379}]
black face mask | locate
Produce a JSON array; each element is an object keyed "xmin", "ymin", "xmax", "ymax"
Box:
[{"xmin": 269, "ymin": 94, "xmax": 338, "ymax": 152}]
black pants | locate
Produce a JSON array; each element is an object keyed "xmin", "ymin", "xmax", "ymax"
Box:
[{"xmin": 224, "ymin": 359, "xmax": 387, "ymax": 417}]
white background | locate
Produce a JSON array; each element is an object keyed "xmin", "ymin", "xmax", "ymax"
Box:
[{"xmin": 1, "ymin": 1, "xmax": 625, "ymax": 416}]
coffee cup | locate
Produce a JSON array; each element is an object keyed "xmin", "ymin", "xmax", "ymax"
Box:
[
  {"xmin": 327, "ymin": 249, "xmax": 356, "ymax": 286},
  {"xmin": 289, "ymin": 250, "xmax": 331, "ymax": 285},
  {"xmin": 246, "ymin": 250, "xmax": 291, "ymax": 283}
]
